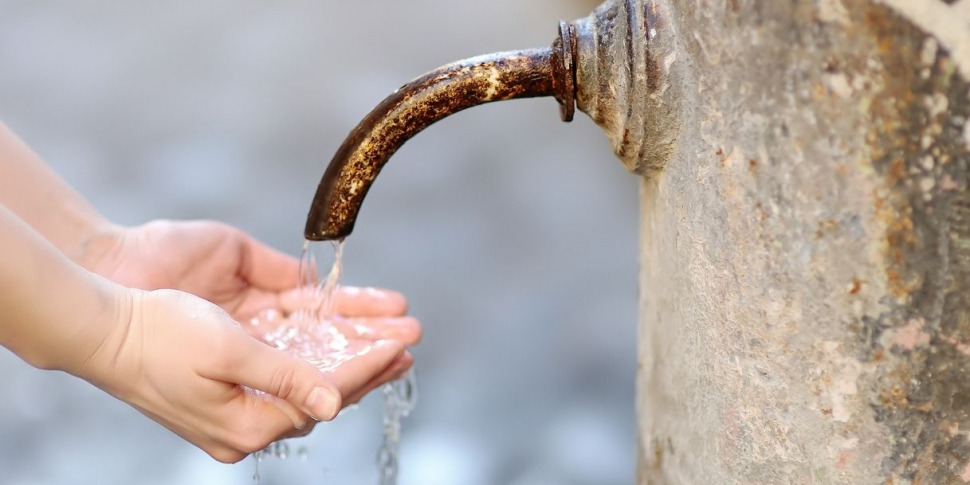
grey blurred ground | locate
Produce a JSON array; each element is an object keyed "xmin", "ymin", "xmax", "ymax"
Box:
[{"xmin": 0, "ymin": 1, "xmax": 637, "ymax": 484}]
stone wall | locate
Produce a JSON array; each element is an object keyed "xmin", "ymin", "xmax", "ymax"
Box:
[{"xmin": 636, "ymin": 1, "xmax": 970, "ymax": 483}]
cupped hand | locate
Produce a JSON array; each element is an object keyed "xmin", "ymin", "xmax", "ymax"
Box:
[
  {"xmin": 247, "ymin": 285, "xmax": 422, "ymax": 406},
  {"xmin": 83, "ymin": 220, "xmax": 301, "ymax": 320},
  {"xmin": 78, "ymin": 288, "xmax": 409, "ymax": 463},
  {"xmin": 277, "ymin": 285, "xmax": 422, "ymax": 344}
]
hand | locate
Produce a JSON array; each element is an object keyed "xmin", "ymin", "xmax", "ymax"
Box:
[
  {"xmin": 278, "ymin": 285, "xmax": 423, "ymax": 344},
  {"xmin": 83, "ymin": 220, "xmax": 301, "ymax": 320},
  {"xmin": 249, "ymin": 285, "xmax": 423, "ymax": 405},
  {"xmin": 77, "ymin": 288, "xmax": 410, "ymax": 464}
]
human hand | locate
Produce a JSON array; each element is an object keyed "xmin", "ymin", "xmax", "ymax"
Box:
[
  {"xmin": 247, "ymin": 285, "xmax": 422, "ymax": 405},
  {"xmin": 76, "ymin": 288, "xmax": 410, "ymax": 464},
  {"xmin": 82, "ymin": 220, "xmax": 302, "ymax": 320},
  {"xmin": 278, "ymin": 285, "xmax": 422, "ymax": 344}
]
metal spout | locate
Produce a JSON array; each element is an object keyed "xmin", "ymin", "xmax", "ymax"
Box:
[
  {"xmin": 305, "ymin": 0, "xmax": 682, "ymax": 241},
  {"xmin": 304, "ymin": 27, "xmax": 578, "ymax": 241}
]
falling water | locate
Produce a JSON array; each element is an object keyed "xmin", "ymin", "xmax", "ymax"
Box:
[
  {"xmin": 295, "ymin": 239, "xmax": 344, "ymax": 324},
  {"xmin": 248, "ymin": 240, "xmax": 416, "ymax": 484},
  {"xmin": 377, "ymin": 369, "xmax": 418, "ymax": 485},
  {"xmin": 251, "ymin": 241, "xmax": 355, "ymax": 373}
]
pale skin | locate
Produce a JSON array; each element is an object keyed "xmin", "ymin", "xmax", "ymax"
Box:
[{"xmin": 0, "ymin": 121, "xmax": 422, "ymax": 463}]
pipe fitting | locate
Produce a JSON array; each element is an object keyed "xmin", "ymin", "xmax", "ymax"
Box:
[
  {"xmin": 305, "ymin": 0, "xmax": 684, "ymax": 241},
  {"xmin": 570, "ymin": 0, "xmax": 685, "ymax": 175}
]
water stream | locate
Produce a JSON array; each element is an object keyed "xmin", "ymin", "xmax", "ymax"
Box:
[
  {"xmin": 377, "ymin": 369, "xmax": 418, "ymax": 485},
  {"xmin": 248, "ymin": 240, "xmax": 415, "ymax": 484}
]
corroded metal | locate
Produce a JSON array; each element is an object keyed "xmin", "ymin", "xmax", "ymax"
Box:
[
  {"xmin": 551, "ymin": 20, "xmax": 578, "ymax": 122},
  {"xmin": 305, "ymin": 48, "xmax": 566, "ymax": 240},
  {"xmin": 573, "ymin": 0, "xmax": 685, "ymax": 175},
  {"xmin": 304, "ymin": 0, "xmax": 683, "ymax": 241}
]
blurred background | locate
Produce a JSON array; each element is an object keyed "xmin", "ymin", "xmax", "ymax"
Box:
[{"xmin": 0, "ymin": 1, "xmax": 638, "ymax": 484}]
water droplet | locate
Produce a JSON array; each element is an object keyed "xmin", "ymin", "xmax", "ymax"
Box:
[
  {"xmin": 297, "ymin": 446, "xmax": 309, "ymax": 462},
  {"xmin": 278, "ymin": 441, "xmax": 290, "ymax": 460}
]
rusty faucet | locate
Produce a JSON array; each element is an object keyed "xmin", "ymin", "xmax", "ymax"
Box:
[{"xmin": 305, "ymin": 0, "xmax": 683, "ymax": 241}]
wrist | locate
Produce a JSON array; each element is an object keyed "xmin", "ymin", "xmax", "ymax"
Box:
[
  {"xmin": 53, "ymin": 281, "xmax": 138, "ymax": 384},
  {"xmin": 73, "ymin": 218, "xmax": 127, "ymax": 275},
  {"xmin": 0, "ymin": 204, "xmax": 134, "ymax": 381}
]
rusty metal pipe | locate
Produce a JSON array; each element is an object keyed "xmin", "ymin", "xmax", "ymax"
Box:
[
  {"xmin": 305, "ymin": 0, "xmax": 683, "ymax": 241},
  {"xmin": 305, "ymin": 40, "xmax": 576, "ymax": 241}
]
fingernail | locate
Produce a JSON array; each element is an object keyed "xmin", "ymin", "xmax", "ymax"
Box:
[{"xmin": 305, "ymin": 387, "xmax": 339, "ymax": 421}]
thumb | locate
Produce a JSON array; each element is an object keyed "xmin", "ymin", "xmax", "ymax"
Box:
[{"xmin": 205, "ymin": 329, "xmax": 343, "ymax": 422}]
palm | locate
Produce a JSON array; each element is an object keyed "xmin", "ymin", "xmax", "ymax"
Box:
[{"xmin": 97, "ymin": 220, "xmax": 299, "ymax": 319}]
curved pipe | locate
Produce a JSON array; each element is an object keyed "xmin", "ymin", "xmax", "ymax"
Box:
[{"xmin": 305, "ymin": 32, "xmax": 577, "ymax": 240}]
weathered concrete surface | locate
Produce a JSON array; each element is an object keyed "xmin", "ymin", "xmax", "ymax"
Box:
[{"xmin": 636, "ymin": 0, "xmax": 970, "ymax": 483}]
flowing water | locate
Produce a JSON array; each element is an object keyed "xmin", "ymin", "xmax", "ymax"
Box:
[
  {"xmin": 249, "ymin": 241, "xmax": 353, "ymax": 372},
  {"xmin": 248, "ymin": 240, "xmax": 415, "ymax": 484},
  {"xmin": 377, "ymin": 369, "xmax": 418, "ymax": 485}
]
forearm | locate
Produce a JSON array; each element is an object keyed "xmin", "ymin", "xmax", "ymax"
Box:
[
  {"xmin": 0, "ymin": 204, "xmax": 128, "ymax": 375},
  {"xmin": 0, "ymin": 121, "xmax": 121, "ymax": 267}
]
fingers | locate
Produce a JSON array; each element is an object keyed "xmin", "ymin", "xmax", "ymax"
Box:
[
  {"xmin": 239, "ymin": 234, "xmax": 302, "ymax": 292},
  {"xmin": 238, "ymin": 341, "xmax": 407, "ymax": 444},
  {"xmin": 336, "ymin": 287, "xmax": 408, "ymax": 316},
  {"xmin": 320, "ymin": 339, "xmax": 406, "ymax": 398},
  {"xmin": 242, "ymin": 312, "xmax": 421, "ymax": 350},
  {"xmin": 204, "ymin": 325, "xmax": 407, "ymax": 424},
  {"xmin": 203, "ymin": 328, "xmax": 343, "ymax": 422},
  {"xmin": 123, "ymin": 287, "xmax": 415, "ymax": 466},
  {"xmin": 202, "ymin": 394, "xmax": 311, "ymax": 463},
  {"xmin": 333, "ymin": 316, "xmax": 422, "ymax": 346},
  {"xmin": 280, "ymin": 286, "xmax": 408, "ymax": 318},
  {"xmin": 344, "ymin": 352, "xmax": 414, "ymax": 405},
  {"xmin": 260, "ymin": 392, "xmax": 312, "ymax": 431},
  {"xmin": 123, "ymin": 373, "xmax": 312, "ymax": 464},
  {"xmin": 222, "ymin": 390, "xmax": 312, "ymax": 457}
]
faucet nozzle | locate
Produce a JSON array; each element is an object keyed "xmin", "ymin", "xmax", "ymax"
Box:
[
  {"xmin": 304, "ymin": 0, "xmax": 683, "ymax": 241},
  {"xmin": 304, "ymin": 29, "xmax": 579, "ymax": 241}
]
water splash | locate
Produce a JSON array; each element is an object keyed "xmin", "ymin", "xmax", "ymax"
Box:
[
  {"xmin": 248, "ymin": 239, "xmax": 417, "ymax": 485},
  {"xmin": 251, "ymin": 240, "xmax": 352, "ymax": 372},
  {"xmin": 294, "ymin": 240, "xmax": 344, "ymax": 326},
  {"xmin": 250, "ymin": 240, "xmax": 345, "ymax": 483},
  {"xmin": 377, "ymin": 370, "xmax": 418, "ymax": 485},
  {"xmin": 252, "ymin": 454, "xmax": 260, "ymax": 484}
]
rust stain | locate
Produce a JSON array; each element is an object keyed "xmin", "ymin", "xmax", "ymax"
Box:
[
  {"xmin": 816, "ymin": 218, "xmax": 838, "ymax": 239},
  {"xmin": 848, "ymin": 278, "xmax": 866, "ymax": 295},
  {"xmin": 652, "ymin": 440, "xmax": 664, "ymax": 471},
  {"xmin": 880, "ymin": 383, "xmax": 910, "ymax": 408},
  {"xmin": 855, "ymin": 3, "xmax": 970, "ymax": 482},
  {"xmin": 887, "ymin": 158, "xmax": 906, "ymax": 185},
  {"xmin": 754, "ymin": 202, "xmax": 769, "ymax": 223}
]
